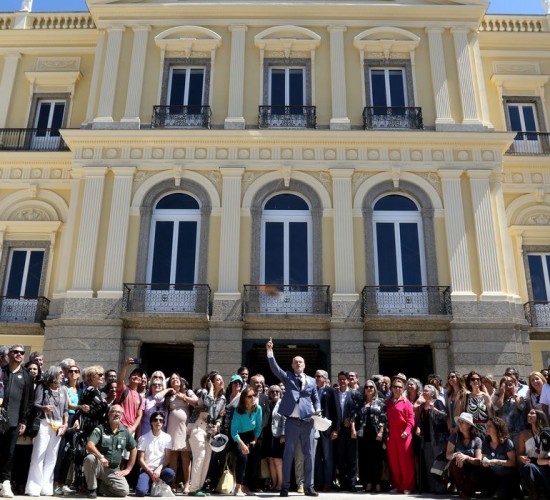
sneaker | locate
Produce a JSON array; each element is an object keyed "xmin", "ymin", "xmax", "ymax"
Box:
[
  {"xmin": 189, "ymin": 492, "xmax": 207, "ymax": 497},
  {"xmin": 55, "ymin": 486, "xmax": 65, "ymax": 496},
  {"xmin": 1, "ymin": 481, "xmax": 14, "ymax": 498},
  {"xmin": 62, "ymin": 485, "xmax": 77, "ymax": 495},
  {"xmin": 297, "ymin": 485, "xmax": 304, "ymax": 494},
  {"xmin": 87, "ymin": 490, "xmax": 97, "ymax": 499}
]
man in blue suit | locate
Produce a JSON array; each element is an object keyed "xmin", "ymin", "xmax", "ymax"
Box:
[{"xmin": 266, "ymin": 338, "xmax": 320, "ymax": 497}]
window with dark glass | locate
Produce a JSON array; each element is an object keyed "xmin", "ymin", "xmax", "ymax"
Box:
[{"xmin": 4, "ymin": 249, "xmax": 45, "ymax": 298}]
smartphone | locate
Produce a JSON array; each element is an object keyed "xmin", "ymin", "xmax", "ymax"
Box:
[{"xmin": 132, "ymin": 357, "xmax": 142, "ymax": 365}]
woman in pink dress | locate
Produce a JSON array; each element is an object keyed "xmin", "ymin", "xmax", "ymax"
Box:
[{"xmin": 385, "ymin": 374, "xmax": 416, "ymax": 494}]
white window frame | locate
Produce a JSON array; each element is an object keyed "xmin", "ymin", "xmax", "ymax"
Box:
[
  {"xmin": 529, "ymin": 253, "xmax": 550, "ymax": 301},
  {"xmin": 34, "ymin": 99, "xmax": 66, "ymax": 129},
  {"xmin": 260, "ymin": 194, "xmax": 312, "ymax": 285},
  {"xmin": 372, "ymin": 199, "xmax": 426, "ymax": 287},
  {"xmin": 507, "ymin": 102, "xmax": 539, "ymax": 132},
  {"xmin": 146, "ymin": 200, "xmax": 201, "ymax": 285},
  {"xmin": 3, "ymin": 248, "xmax": 45, "ymax": 297},
  {"xmin": 369, "ymin": 67, "xmax": 408, "ymax": 107},
  {"xmin": 268, "ymin": 67, "xmax": 306, "ymax": 106},
  {"xmin": 167, "ymin": 66, "xmax": 206, "ymax": 106}
]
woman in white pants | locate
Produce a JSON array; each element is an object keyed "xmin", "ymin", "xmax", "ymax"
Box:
[{"xmin": 25, "ymin": 366, "xmax": 69, "ymax": 496}]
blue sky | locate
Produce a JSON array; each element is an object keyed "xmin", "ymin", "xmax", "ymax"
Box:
[{"xmin": 0, "ymin": 0, "xmax": 546, "ymax": 14}]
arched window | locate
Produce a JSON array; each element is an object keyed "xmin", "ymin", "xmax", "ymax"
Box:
[
  {"xmin": 145, "ymin": 193, "xmax": 201, "ymax": 311},
  {"xmin": 260, "ymin": 193, "xmax": 312, "ymax": 285},
  {"xmin": 372, "ymin": 194, "xmax": 427, "ymax": 313}
]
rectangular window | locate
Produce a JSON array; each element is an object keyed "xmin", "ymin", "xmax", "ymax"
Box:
[
  {"xmin": 370, "ymin": 68, "xmax": 407, "ymax": 108},
  {"xmin": 168, "ymin": 68, "xmax": 205, "ymax": 108},
  {"xmin": 4, "ymin": 249, "xmax": 45, "ymax": 298},
  {"xmin": 528, "ymin": 254, "xmax": 550, "ymax": 302},
  {"xmin": 31, "ymin": 100, "xmax": 65, "ymax": 149},
  {"xmin": 269, "ymin": 67, "xmax": 305, "ymax": 111}
]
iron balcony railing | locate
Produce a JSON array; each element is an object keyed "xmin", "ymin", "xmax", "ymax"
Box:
[
  {"xmin": 258, "ymin": 106, "xmax": 316, "ymax": 129},
  {"xmin": 363, "ymin": 107, "xmax": 424, "ymax": 130},
  {"xmin": 151, "ymin": 105, "xmax": 211, "ymax": 129},
  {"xmin": 243, "ymin": 284, "xmax": 331, "ymax": 315},
  {"xmin": 505, "ymin": 132, "xmax": 550, "ymax": 155},
  {"xmin": 0, "ymin": 296, "xmax": 50, "ymax": 324},
  {"xmin": 524, "ymin": 301, "xmax": 550, "ymax": 328},
  {"xmin": 0, "ymin": 128, "xmax": 69, "ymax": 151},
  {"xmin": 362, "ymin": 285, "xmax": 452, "ymax": 316},
  {"xmin": 123, "ymin": 283, "xmax": 212, "ymax": 315}
]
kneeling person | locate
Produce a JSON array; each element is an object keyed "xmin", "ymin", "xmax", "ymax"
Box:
[
  {"xmin": 84, "ymin": 404, "xmax": 137, "ymax": 498},
  {"xmin": 136, "ymin": 412, "xmax": 175, "ymax": 496}
]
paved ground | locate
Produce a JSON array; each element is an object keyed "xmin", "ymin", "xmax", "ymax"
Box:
[{"xmin": 6, "ymin": 494, "xmax": 456, "ymax": 500}]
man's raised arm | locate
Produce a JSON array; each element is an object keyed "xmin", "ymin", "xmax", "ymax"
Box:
[{"xmin": 266, "ymin": 337, "xmax": 286, "ymax": 382}]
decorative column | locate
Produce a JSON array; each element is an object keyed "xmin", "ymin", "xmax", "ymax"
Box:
[
  {"xmin": 53, "ymin": 171, "xmax": 82, "ymax": 297},
  {"xmin": 67, "ymin": 167, "xmax": 107, "ymax": 297},
  {"xmin": 470, "ymin": 32, "xmax": 493, "ymax": 129},
  {"xmin": 94, "ymin": 26, "xmax": 125, "ymax": 126},
  {"xmin": 467, "ymin": 170, "xmax": 506, "ymax": 300},
  {"xmin": 439, "ymin": 170, "xmax": 475, "ymax": 300},
  {"xmin": 330, "ymin": 169, "xmax": 356, "ymax": 296},
  {"xmin": 98, "ymin": 167, "xmax": 135, "ymax": 299},
  {"xmin": 0, "ymin": 51, "xmax": 21, "ymax": 128},
  {"xmin": 215, "ymin": 168, "xmax": 244, "ymax": 297},
  {"xmin": 85, "ymin": 30, "xmax": 106, "ymax": 125},
  {"xmin": 224, "ymin": 25, "xmax": 247, "ymax": 130},
  {"xmin": 491, "ymin": 173, "xmax": 520, "ymax": 301},
  {"xmin": 121, "ymin": 26, "xmax": 150, "ymax": 128},
  {"xmin": 426, "ymin": 28, "xmax": 455, "ymax": 130},
  {"xmin": 451, "ymin": 28, "xmax": 484, "ymax": 129},
  {"xmin": 328, "ymin": 26, "xmax": 350, "ymax": 130}
]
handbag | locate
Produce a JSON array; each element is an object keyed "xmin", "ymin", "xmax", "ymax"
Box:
[
  {"xmin": 430, "ymin": 452, "xmax": 450, "ymax": 483},
  {"xmin": 150, "ymin": 481, "xmax": 175, "ymax": 497},
  {"xmin": 215, "ymin": 455, "xmax": 235, "ymax": 495},
  {"xmin": 0, "ymin": 407, "xmax": 9, "ymax": 434}
]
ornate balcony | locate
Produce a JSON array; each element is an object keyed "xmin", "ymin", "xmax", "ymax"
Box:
[
  {"xmin": 525, "ymin": 301, "xmax": 550, "ymax": 328},
  {"xmin": 362, "ymin": 286, "xmax": 452, "ymax": 316},
  {"xmin": 243, "ymin": 284, "xmax": 331, "ymax": 315},
  {"xmin": 152, "ymin": 105, "xmax": 211, "ymax": 129},
  {"xmin": 0, "ymin": 128, "xmax": 69, "ymax": 151},
  {"xmin": 505, "ymin": 132, "xmax": 550, "ymax": 155},
  {"xmin": 0, "ymin": 296, "xmax": 50, "ymax": 324},
  {"xmin": 258, "ymin": 106, "xmax": 316, "ymax": 129},
  {"xmin": 123, "ymin": 283, "xmax": 211, "ymax": 315},
  {"xmin": 363, "ymin": 107, "xmax": 423, "ymax": 130}
]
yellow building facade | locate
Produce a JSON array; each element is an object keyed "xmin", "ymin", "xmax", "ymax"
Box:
[{"xmin": 0, "ymin": 0, "xmax": 549, "ymax": 384}]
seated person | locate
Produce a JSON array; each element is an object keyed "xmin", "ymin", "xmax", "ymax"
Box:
[
  {"xmin": 83, "ymin": 404, "xmax": 137, "ymax": 498},
  {"xmin": 136, "ymin": 412, "xmax": 175, "ymax": 497}
]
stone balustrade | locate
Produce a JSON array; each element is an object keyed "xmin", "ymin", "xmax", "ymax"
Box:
[{"xmin": 480, "ymin": 15, "xmax": 547, "ymax": 33}]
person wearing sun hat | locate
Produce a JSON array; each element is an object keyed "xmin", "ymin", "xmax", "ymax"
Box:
[{"xmin": 446, "ymin": 412, "xmax": 482, "ymax": 500}]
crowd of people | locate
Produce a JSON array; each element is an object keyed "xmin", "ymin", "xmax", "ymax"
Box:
[{"xmin": 1, "ymin": 342, "xmax": 549, "ymax": 500}]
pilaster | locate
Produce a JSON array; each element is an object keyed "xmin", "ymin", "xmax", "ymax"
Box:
[
  {"xmin": 470, "ymin": 32, "xmax": 493, "ymax": 130},
  {"xmin": 328, "ymin": 26, "xmax": 351, "ymax": 130},
  {"xmin": 93, "ymin": 27, "xmax": 125, "ymax": 126},
  {"xmin": 491, "ymin": 174, "xmax": 520, "ymax": 302},
  {"xmin": 431, "ymin": 342, "xmax": 449, "ymax": 376},
  {"xmin": 224, "ymin": 25, "xmax": 248, "ymax": 130},
  {"xmin": 215, "ymin": 168, "xmax": 244, "ymax": 295},
  {"xmin": 451, "ymin": 28, "xmax": 484, "ymax": 129},
  {"xmin": 122, "ymin": 26, "xmax": 151, "ymax": 128},
  {"xmin": 193, "ymin": 340, "xmax": 209, "ymax": 388},
  {"xmin": 98, "ymin": 167, "xmax": 136, "ymax": 299},
  {"xmin": 426, "ymin": 28, "xmax": 455, "ymax": 130},
  {"xmin": 0, "ymin": 51, "xmax": 21, "ymax": 128},
  {"xmin": 53, "ymin": 172, "xmax": 83, "ymax": 297},
  {"xmin": 467, "ymin": 170, "xmax": 506, "ymax": 301},
  {"xmin": 67, "ymin": 167, "xmax": 108, "ymax": 298},
  {"xmin": 85, "ymin": 30, "xmax": 106, "ymax": 126},
  {"xmin": 330, "ymin": 169, "xmax": 357, "ymax": 297},
  {"xmin": 439, "ymin": 170, "xmax": 475, "ymax": 300},
  {"xmin": 364, "ymin": 341, "xmax": 380, "ymax": 378}
]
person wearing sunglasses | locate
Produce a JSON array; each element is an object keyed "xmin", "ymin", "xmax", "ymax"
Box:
[
  {"xmin": 0, "ymin": 345, "xmax": 34, "ymax": 499},
  {"xmin": 465, "ymin": 371, "xmax": 493, "ymax": 440},
  {"xmin": 135, "ymin": 412, "xmax": 175, "ymax": 497},
  {"xmin": 386, "ymin": 373, "xmax": 415, "ymax": 494}
]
